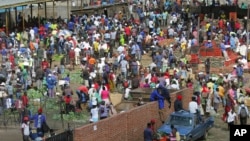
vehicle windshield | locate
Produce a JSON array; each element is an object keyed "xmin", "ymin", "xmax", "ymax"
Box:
[{"xmin": 166, "ymin": 115, "xmax": 193, "ymax": 126}]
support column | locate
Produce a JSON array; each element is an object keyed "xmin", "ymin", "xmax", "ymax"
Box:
[
  {"xmin": 30, "ymin": 4, "xmax": 33, "ymax": 18},
  {"xmin": 15, "ymin": 7, "xmax": 17, "ymax": 27},
  {"xmin": 8, "ymin": 8, "xmax": 11, "ymax": 30},
  {"xmin": 38, "ymin": 3, "xmax": 40, "ymax": 26},
  {"xmin": 44, "ymin": 2, "xmax": 47, "ymax": 19},
  {"xmin": 53, "ymin": 0, "xmax": 55, "ymax": 19},
  {"xmin": 67, "ymin": 0, "xmax": 70, "ymax": 20}
]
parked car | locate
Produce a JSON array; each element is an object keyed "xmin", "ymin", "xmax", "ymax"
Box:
[{"xmin": 157, "ymin": 110, "xmax": 214, "ymax": 141}]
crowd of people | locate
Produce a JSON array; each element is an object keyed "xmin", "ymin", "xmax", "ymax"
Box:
[{"xmin": 0, "ymin": 0, "xmax": 249, "ymax": 141}]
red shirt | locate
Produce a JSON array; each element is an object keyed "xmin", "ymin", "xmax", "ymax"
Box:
[
  {"xmin": 64, "ymin": 96, "xmax": 71, "ymax": 104},
  {"xmin": 9, "ymin": 54, "xmax": 15, "ymax": 68},
  {"xmin": 151, "ymin": 76, "xmax": 158, "ymax": 83},
  {"xmin": 124, "ymin": 26, "xmax": 131, "ymax": 36},
  {"xmin": 41, "ymin": 61, "xmax": 49, "ymax": 70},
  {"xmin": 235, "ymin": 22, "xmax": 240, "ymax": 30},
  {"xmin": 69, "ymin": 50, "xmax": 75, "ymax": 59},
  {"xmin": 39, "ymin": 26, "xmax": 45, "ymax": 35},
  {"xmin": 21, "ymin": 95, "xmax": 29, "ymax": 107}
]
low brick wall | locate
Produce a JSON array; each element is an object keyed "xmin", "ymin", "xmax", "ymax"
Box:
[{"xmin": 74, "ymin": 88, "xmax": 193, "ymax": 141}]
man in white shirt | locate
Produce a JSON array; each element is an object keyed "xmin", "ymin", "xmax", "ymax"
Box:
[
  {"xmin": 74, "ymin": 46, "xmax": 81, "ymax": 65},
  {"xmin": 189, "ymin": 96, "xmax": 198, "ymax": 114}
]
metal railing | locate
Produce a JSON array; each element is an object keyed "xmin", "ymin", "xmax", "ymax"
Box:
[{"xmin": 45, "ymin": 129, "xmax": 73, "ymax": 141}]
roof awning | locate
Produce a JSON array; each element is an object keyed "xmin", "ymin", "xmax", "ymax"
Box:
[{"xmin": 0, "ymin": 0, "xmax": 52, "ymax": 9}]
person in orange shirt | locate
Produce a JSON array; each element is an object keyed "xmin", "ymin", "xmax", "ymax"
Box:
[{"xmin": 88, "ymin": 55, "xmax": 96, "ymax": 72}]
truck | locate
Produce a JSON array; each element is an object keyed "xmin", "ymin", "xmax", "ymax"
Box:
[{"xmin": 157, "ymin": 110, "xmax": 214, "ymax": 141}]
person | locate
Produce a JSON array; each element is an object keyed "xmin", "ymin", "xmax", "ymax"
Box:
[
  {"xmin": 64, "ymin": 94, "xmax": 74, "ymax": 114},
  {"xmin": 30, "ymin": 108, "xmax": 47, "ymax": 137},
  {"xmin": 99, "ymin": 101, "xmax": 109, "ymax": 120},
  {"xmin": 150, "ymin": 86, "xmax": 165, "ymax": 123},
  {"xmin": 189, "ymin": 96, "xmax": 198, "ymax": 114},
  {"xmin": 237, "ymin": 101, "xmax": 249, "ymax": 125},
  {"xmin": 76, "ymin": 90, "xmax": 88, "ymax": 110},
  {"xmin": 213, "ymin": 88, "xmax": 221, "ymax": 113},
  {"xmin": 227, "ymin": 108, "xmax": 237, "ymax": 130},
  {"xmin": 21, "ymin": 116, "xmax": 30, "ymax": 141},
  {"xmin": 90, "ymin": 101, "xmax": 99, "ymax": 123},
  {"xmin": 169, "ymin": 125, "xmax": 180, "ymax": 141},
  {"xmin": 204, "ymin": 58, "xmax": 210, "ymax": 74},
  {"xmin": 21, "ymin": 91, "xmax": 29, "ymax": 108},
  {"xmin": 144, "ymin": 122, "xmax": 153, "ymax": 141},
  {"xmin": 101, "ymin": 86, "xmax": 110, "ymax": 105},
  {"xmin": 174, "ymin": 95, "xmax": 183, "ymax": 112}
]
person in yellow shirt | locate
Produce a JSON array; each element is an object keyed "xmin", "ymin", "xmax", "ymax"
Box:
[
  {"xmin": 205, "ymin": 22, "xmax": 211, "ymax": 32},
  {"xmin": 218, "ymin": 83, "xmax": 225, "ymax": 106},
  {"xmin": 180, "ymin": 40, "xmax": 187, "ymax": 56},
  {"xmin": 159, "ymin": 29, "xmax": 164, "ymax": 37},
  {"xmin": 206, "ymin": 79, "xmax": 214, "ymax": 92},
  {"xmin": 93, "ymin": 40, "xmax": 99, "ymax": 57}
]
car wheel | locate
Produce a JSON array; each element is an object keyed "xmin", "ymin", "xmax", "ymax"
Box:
[{"xmin": 201, "ymin": 130, "xmax": 208, "ymax": 140}]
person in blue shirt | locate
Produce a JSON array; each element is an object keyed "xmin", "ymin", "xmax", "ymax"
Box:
[
  {"xmin": 150, "ymin": 86, "xmax": 165, "ymax": 123},
  {"xmin": 153, "ymin": 52, "xmax": 163, "ymax": 70},
  {"xmin": 205, "ymin": 40, "xmax": 213, "ymax": 48},
  {"xmin": 30, "ymin": 108, "xmax": 47, "ymax": 137},
  {"xmin": 144, "ymin": 123, "xmax": 153, "ymax": 141},
  {"xmin": 68, "ymin": 21, "xmax": 75, "ymax": 32},
  {"xmin": 230, "ymin": 34, "xmax": 236, "ymax": 51},
  {"xmin": 46, "ymin": 73, "xmax": 56, "ymax": 98},
  {"xmin": 220, "ymin": 41, "xmax": 230, "ymax": 61}
]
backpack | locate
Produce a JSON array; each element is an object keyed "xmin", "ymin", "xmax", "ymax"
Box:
[
  {"xmin": 240, "ymin": 107, "xmax": 247, "ymax": 118},
  {"xmin": 123, "ymin": 81, "xmax": 129, "ymax": 88}
]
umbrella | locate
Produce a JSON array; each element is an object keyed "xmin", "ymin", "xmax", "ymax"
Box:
[
  {"xmin": 58, "ymin": 29, "xmax": 72, "ymax": 38},
  {"xmin": 78, "ymin": 85, "xmax": 89, "ymax": 94}
]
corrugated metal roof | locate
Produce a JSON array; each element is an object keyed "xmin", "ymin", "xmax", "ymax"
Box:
[{"xmin": 0, "ymin": 0, "xmax": 52, "ymax": 9}]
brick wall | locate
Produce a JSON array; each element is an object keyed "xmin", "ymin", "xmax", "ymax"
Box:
[{"xmin": 74, "ymin": 88, "xmax": 193, "ymax": 141}]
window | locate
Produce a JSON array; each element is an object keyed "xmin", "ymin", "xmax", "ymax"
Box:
[{"xmin": 167, "ymin": 115, "xmax": 193, "ymax": 126}]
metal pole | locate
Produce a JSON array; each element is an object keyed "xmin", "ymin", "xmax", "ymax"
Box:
[
  {"xmin": 5, "ymin": 9, "xmax": 8, "ymax": 35},
  {"xmin": 38, "ymin": 3, "xmax": 40, "ymax": 26},
  {"xmin": 44, "ymin": 2, "xmax": 47, "ymax": 19}
]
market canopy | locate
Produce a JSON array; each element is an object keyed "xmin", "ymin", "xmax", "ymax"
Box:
[{"xmin": 0, "ymin": 0, "xmax": 52, "ymax": 9}]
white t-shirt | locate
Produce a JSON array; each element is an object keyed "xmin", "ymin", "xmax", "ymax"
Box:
[
  {"xmin": 91, "ymin": 107, "xmax": 99, "ymax": 119},
  {"xmin": 125, "ymin": 88, "xmax": 131, "ymax": 98},
  {"xmin": 189, "ymin": 101, "xmax": 198, "ymax": 114},
  {"xmin": 97, "ymin": 63, "xmax": 105, "ymax": 73},
  {"xmin": 227, "ymin": 111, "xmax": 236, "ymax": 123},
  {"xmin": 149, "ymin": 20, "xmax": 154, "ymax": 28},
  {"xmin": 74, "ymin": 48, "xmax": 81, "ymax": 56},
  {"xmin": 21, "ymin": 123, "xmax": 30, "ymax": 136}
]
